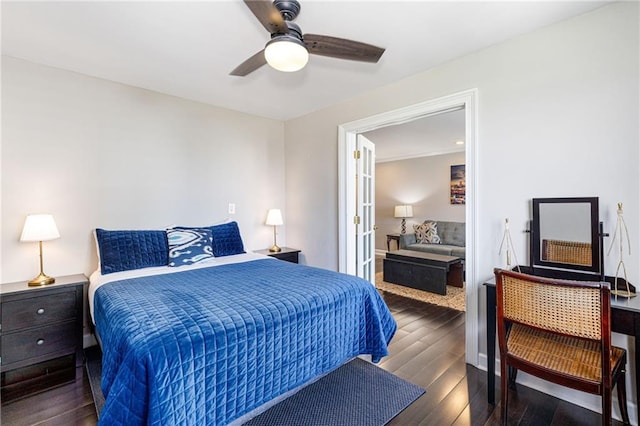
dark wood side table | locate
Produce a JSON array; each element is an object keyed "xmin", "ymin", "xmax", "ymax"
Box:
[
  {"xmin": 0, "ymin": 274, "xmax": 87, "ymax": 402},
  {"xmin": 386, "ymin": 234, "xmax": 401, "ymax": 251},
  {"xmin": 255, "ymin": 247, "xmax": 301, "ymax": 264},
  {"xmin": 484, "ymin": 276, "xmax": 640, "ymax": 421}
]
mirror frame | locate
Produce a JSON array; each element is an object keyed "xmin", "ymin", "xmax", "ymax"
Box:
[{"xmin": 531, "ymin": 197, "xmax": 600, "ymax": 274}]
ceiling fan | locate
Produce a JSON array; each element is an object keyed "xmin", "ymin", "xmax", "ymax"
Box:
[{"xmin": 230, "ymin": 0, "xmax": 385, "ymax": 76}]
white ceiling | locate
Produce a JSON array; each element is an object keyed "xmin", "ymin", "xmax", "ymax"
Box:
[
  {"xmin": 364, "ymin": 108, "xmax": 465, "ymax": 162},
  {"xmin": 1, "ymin": 1, "xmax": 610, "ymax": 121}
]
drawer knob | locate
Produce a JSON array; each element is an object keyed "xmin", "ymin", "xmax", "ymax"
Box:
[
  {"xmin": 36, "ymin": 308, "xmax": 45, "ymax": 315},
  {"xmin": 37, "ymin": 339, "xmax": 45, "ymax": 345}
]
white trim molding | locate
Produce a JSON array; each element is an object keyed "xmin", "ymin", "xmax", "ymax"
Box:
[{"xmin": 338, "ymin": 89, "xmax": 479, "ymax": 367}]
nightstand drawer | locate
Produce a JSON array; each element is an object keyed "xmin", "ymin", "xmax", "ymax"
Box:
[
  {"xmin": 1, "ymin": 320, "xmax": 76, "ymax": 366},
  {"xmin": 275, "ymin": 252, "xmax": 299, "ymax": 263},
  {"xmin": 1, "ymin": 291, "xmax": 76, "ymax": 332}
]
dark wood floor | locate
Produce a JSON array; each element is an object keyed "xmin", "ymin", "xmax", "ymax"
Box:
[
  {"xmin": 0, "ymin": 292, "xmax": 619, "ymax": 425},
  {"xmin": 0, "ymin": 370, "xmax": 97, "ymax": 426}
]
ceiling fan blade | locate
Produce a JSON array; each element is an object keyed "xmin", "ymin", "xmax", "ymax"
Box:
[
  {"xmin": 244, "ymin": 0, "xmax": 288, "ymax": 34},
  {"xmin": 303, "ymin": 34, "xmax": 385, "ymax": 63},
  {"xmin": 230, "ymin": 50, "xmax": 267, "ymax": 76}
]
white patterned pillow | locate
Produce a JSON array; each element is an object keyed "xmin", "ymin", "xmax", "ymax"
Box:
[
  {"xmin": 414, "ymin": 222, "xmax": 441, "ymax": 244},
  {"xmin": 167, "ymin": 227, "xmax": 214, "ymax": 267}
]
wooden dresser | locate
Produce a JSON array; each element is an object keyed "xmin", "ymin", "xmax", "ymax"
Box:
[{"xmin": 0, "ymin": 274, "xmax": 86, "ymax": 402}]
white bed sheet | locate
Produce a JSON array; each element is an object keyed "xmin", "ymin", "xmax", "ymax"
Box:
[{"xmin": 88, "ymin": 252, "xmax": 268, "ymax": 323}]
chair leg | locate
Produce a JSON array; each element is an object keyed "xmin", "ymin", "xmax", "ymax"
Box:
[
  {"xmin": 602, "ymin": 388, "xmax": 612, "ymax": 426},
  {"xmin": 501, "ymin": 361, "xmax": 509, "ymax": 425},
  {"xmin": 508, "ymin": 365, "xmax": 518, "ymax": 388},
  {"xmin": 616, "ymin": 374, "xmax": 631, "ymax": 425}
]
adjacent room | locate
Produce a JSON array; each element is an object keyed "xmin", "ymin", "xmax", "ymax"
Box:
[
  {"xmin": 366, "ymin": 107, "xmax": 466, "ymax": 312},
  {"xmin": 1, "ymin": 1, "xmax": 638, "ymax": 425}
]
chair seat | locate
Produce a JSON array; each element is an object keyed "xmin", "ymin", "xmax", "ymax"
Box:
[{"xmin": 508, "ymin": 323, "xmax": 625, "ymax": 382}]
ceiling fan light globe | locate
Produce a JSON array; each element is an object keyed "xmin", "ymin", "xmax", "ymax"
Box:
[{"xmin": 265, "ymin": 38, "xmax": 309, "ymax": 72}]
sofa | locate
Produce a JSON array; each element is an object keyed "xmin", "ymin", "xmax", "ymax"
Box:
[{"xmin": 398, "ymin": 220, "xmax": 465, "ymax": 260}]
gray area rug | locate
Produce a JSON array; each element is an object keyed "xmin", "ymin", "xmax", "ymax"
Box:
[
  {"xmin": 85, "ymin": 348, "xmax": 424, "ymax": 425},
  {"xmin": 244, "ymin": 358, "xmax": 424, "ymax": 425}
]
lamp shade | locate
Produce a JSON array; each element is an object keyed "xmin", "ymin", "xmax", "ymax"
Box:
[
  {"xmin": 20, "ymin": 214, "xmax": 60, "ymax": 242},
  {"xmin": 264, "ymin": 36, "xmax": 309, "ymax": 72},
  {"xmin": 265, "ymin": 209, "xmax": 284, "ymax": 226},
  {"xmin": 394, "ymin": 205, "xmax": 414, "ymax": 219}
]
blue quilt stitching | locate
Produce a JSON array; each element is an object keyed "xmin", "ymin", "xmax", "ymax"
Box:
[{"xmin": 94, "ymin": 259, "xmax": 396, "ymax": 425}]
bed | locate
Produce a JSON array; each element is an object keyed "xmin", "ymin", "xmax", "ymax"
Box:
[{"xmin": 89, "ymin": 224, "xmax": 396, "ymax": 425}]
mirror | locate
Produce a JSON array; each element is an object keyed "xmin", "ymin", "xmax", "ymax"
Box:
[{"xmin": 532, "ymin": 197, "xmax": 600, "ymax": 274}]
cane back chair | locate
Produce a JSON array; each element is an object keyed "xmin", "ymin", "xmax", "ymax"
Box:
[{"xmin": 494, "ymin": 268, "xmax": 630, "ymax": 425}]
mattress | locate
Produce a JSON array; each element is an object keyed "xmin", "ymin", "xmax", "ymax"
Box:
[{"xmin": 90, "ymin": 255, "xmax": 396, "ymax": 425}]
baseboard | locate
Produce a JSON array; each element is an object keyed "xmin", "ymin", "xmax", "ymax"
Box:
[{"xmin": 375, "ymin": 249, "xmax": 387, "ymax": 257}]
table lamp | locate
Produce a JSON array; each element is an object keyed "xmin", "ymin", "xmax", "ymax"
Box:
[
  {"xmin": 265, "ymin": 209, "xmax": 283, "ymax": 252},
  {"xmin": 20, "ymin": 214, "xmax": 60, "ymax": 286},
  {"xmin": 394, "ymin": 205, "xmax": 413, "ymax": 234}
]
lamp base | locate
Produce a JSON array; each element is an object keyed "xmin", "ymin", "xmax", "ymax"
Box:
[
  {"xmin": 269, "ymin": 244, "xmax": 282, "ymax": 253},
  {"xmin": 28, "ymin": 272, "xmax": 55, "ymax": 286}
]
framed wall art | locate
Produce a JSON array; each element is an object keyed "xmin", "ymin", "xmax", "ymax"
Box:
[{"xmin": 450, "ymin": 164, "xmax": 465, "ymax": 205}]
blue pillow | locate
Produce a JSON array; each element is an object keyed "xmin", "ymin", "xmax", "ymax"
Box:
[
  {"xmin": 167, "ymin": 227, "xmax": 214, "ymax": 267},
  {"xmin": 210, "ymin": 221, "xmax": 245, "ymax": 257},
  {"xmin": 95, "ymin": 229, "xmax": 168, "ymax": 275}
]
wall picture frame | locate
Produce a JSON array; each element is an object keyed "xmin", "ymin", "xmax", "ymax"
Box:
[{"xmin": 450, "ymin": 164, "xmax": 465, "ymax": 204}]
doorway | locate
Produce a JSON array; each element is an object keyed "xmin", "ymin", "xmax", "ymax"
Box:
[
  {"xmin": 337, "ymin": 89, "xmax": 479, "ymax": 366},
  {"xmin": 367, "ymin": 107, "xmax": 466, "ymax": 260}
]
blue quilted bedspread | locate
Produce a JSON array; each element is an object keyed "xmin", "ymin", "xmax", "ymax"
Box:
[{"xmin": 94, "ymin": 258, "xmax": 396, "ymax": 425}]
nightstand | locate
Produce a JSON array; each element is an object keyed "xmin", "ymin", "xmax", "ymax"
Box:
[
  {"xmin": 0, "ymin": 274, "xmax": 87, "ymax": 402},
  {"xmin": 255, "ymin": 247, "xmax": 301, "ymax": 264}
]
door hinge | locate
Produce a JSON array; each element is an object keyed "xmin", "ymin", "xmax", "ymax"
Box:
[
  {"xmin": 353, "ymin": 150, "xmax": 361, "ymax": 159},
  {"xmin": 354, "ymin": 215, "xmax": 361, "ymax": 225}
]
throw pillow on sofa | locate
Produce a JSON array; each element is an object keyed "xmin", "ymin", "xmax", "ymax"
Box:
[{"xmin": 414, "ymin": 221, "xmax": 441, "ymax": 244}]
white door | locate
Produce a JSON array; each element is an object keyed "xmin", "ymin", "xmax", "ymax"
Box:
[{"xmin": 356, "ymin": 134, "xmax": 376, "ymax": 283}]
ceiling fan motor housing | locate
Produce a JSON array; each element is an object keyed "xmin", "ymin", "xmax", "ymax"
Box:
[
  {"xmin": 273, "ymin": 0, "xmax": 301, "ymax": 22},
  {"xmin": 273, "ymin": 21, "xmax": 303, "ymax": 40}
]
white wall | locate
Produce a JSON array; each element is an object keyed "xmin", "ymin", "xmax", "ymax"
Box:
[
  {"xmin": 284, "ymin": 2, "xmax": 639, "ymax": 416},
  {"xmin": 1, "ymin": 57, "xmax": 286, "ymax": 283},
  {"xmin": 375, "ymin": 152, "xmax": 465, "ymax": 250}
]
